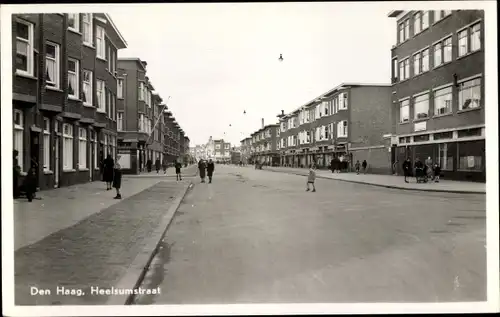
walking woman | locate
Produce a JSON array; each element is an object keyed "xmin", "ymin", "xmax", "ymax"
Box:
[
  {"xmin": 103, "ymin": 154, "xmax": 115, "ymax": 190},
  {"xmin": 206, "ymin": 159, "xmax": 215, "ymax": 183},
  {"xmin": 113, "ymin": 158, "xmax": 122, "ymax": 199},
  {"xmin": 198, "ymin": 159, "xmax": 207, "ymax": 183}
]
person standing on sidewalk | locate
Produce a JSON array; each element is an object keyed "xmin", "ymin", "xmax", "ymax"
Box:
[
  {"xmin": 155, "ymin": 158, "xmax": 161, "ymax": 173},
  {"xmin": 113, "ymin": 159, "xmax": 122, "ymax": 199},
  {"xmin": 206, "ymin": 159, "xmax": 215, "ymax": 183},
  {"xmin": 402, "ymin": 158, "xmax": 412, "ymax": 183},
  {"xmin": 433, "ymin": 163, "xmax": 441, "ymax": 183},
  {"xmin": 22, "ymin": 167, "xmax": 37, "ymax": 202},
  {"xmin": 362, "ymin": 160, "xmax": 368, "ymax": 174},
  {"xmin": 162, "ymin": 158, "xmax": 168, "ymax": 174},
  {"xmin": 146, "ymin": 158, "xmax": 153, "ymax": 173},
  {"xmin": 103, "ymin": 155, "xmax": 115, "ymax": 190},
  {"xmin": 175, "ymin": 160, "xmax": 183, "ymax": 181},
  {"xmin": 306, "ymin": 164, "xmax": 317, "ymax": 192},
  {"xmin": 355, "ymin": 160, "xmax": 361, "ymax": 174},
  {"xmin": 198, "ymin": 159, "xmax": 207, "ymax": 183}
]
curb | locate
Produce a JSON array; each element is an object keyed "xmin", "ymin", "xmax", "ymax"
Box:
[
  {"xmin": 265, "ymin": 169, "xmax": 485, "ymax": 195},
  {"xmin": 105, "ymin": 180, "xmax": 194, "ymax": 305}
]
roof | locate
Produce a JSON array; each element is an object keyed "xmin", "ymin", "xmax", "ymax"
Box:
[
  {"xmin": 117, "ymin": 58, "xmax": 147, "ymax": 72},
  {"xmin": 104, "ymin": 14, "xmax": 128, "ymax": 49},
  {"xmin": 388, "ymin": 10, "xmax": 405, "ymax": 18}
]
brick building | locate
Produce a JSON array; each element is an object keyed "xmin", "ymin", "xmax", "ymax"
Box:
[
  {"xmin": 389, "ymin": 10, "xmax": 485, "ymax": 181},
  {"xmin": 116, "ymin": 58, "xmax": 166, "ymax": 173},
  {"xmin": 250, "ymin": 120, "xmax": 280, "ymax": 166},
  {"xmin": 163, "ymin": 109, "xmax": 182, "ymax": 164},
  {"xmin": 276, "ymin": 83, "xmax": 393, "ymax": 173},
  {"xmin": 239, "ymin": 137, "xmax": 252, "ymax": 164},
  {"xmin": 12, "ymin": 13, "xmax": 126, "ymax": 189},
  {"xmin": 213, "ymin": 139, "xmax": 231, "ymax": 163}
]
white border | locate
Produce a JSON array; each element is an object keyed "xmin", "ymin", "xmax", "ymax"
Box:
[{"xmin": 2, "ymin": 1, "xmax": 499, "ymax": 316}]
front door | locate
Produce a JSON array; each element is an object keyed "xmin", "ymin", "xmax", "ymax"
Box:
[
  {"xmin": 30, "ymin": 130, "xmax": 40, "ymax": 187},
  {"xmin": 90, "ymin": 139, "xmax": 94, "ymax": 181},
  {"xmin": 54, "ymin": 135, "xmax": 59, "ymax": 187}
]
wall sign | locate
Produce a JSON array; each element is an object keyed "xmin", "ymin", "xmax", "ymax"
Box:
[{"xmin": 414, "ymin": 121, "xmax": 427, "ymax": 132}]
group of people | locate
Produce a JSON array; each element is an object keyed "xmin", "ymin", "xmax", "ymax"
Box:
[
  {"xmin": 402, "ymin": 156, "xmax": 441, "ymax": 183},
  {"xmin": 101, "ymin": 154, "xmax": 123, "ymax": 199},
  {"xmin": 354, "ymin": 160, "xmax": 368, "ymax": 175},
  {"xmin": 197, "ymin": 159, "xmax": 215, "ymax": 183},
  {"xmin": 145, "ymin": 158, "xmax": 169, "ymax": 174}
]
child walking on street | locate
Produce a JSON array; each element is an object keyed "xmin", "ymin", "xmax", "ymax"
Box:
[
  {"xmin": 433, "ymin": 164, "xmax": 441, "ymax": 183},
  {"xmin": 306, "ymin": 164, "xmax": 316, "ymax": 192}
]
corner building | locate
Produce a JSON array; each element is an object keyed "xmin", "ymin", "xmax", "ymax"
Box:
[{"xmin": 389, "ymin": 10, "xmax": 485, "ymax": 182}]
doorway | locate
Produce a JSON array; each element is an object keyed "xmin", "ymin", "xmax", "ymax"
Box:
[{"xmin": 30, "ymin": 130, "xmax": 40, "ymax": 187}]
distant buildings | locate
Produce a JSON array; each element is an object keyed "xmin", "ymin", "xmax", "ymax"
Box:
[
  {"xmin": 191, "ymin": 136, "xmax": 232, "ymax": 163},
  {"xmin": 389, "ymin": 10, "xmax": 484, "ymax": 181}
]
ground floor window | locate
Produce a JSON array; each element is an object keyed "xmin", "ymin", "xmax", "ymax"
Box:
[
  {"xmin": 103, "ymin": 134, "xmax": 108, "ymax": 158},
  {"xmin": 457, "ymin": 141, "xmax": 483, "ymax": 171},
  {"xmin": 62, "ymin": 123, "xmax": 74, "ymax": 170},
  {"xmin": 437, "ymin": 143, "xmax": 454, "ymax": 171},
  {"xmin": 79, "ymin": 127, "xmax": 87, "ymax": 169},
  {"xmin": 93, "ymin": 131, "xmax": 98, "ymax": 170},
  {"xmin": 13, "ymin": 109, "xmax": 24, "ymax": 171},
  {"xmin": 43, "ymin": 117, "xmax": 51, "ymax": 171}
]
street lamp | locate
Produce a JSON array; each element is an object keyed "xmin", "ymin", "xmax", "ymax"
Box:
[{"xmin": 278, "ymin": 53, "xmax": 283, "ymax": 62}]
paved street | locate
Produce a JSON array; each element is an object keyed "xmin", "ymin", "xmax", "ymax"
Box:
[{"xmin": 133, "ymin": 165, "xmax": 486, "ymax": 304}]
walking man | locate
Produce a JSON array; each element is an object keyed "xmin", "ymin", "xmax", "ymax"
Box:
[
  {"xmin": 175, "ymin": 160, "xmax": 182, "ymax": 181},
  {"xmin": 402, "ymin": 158, "xmax": 412, "ymax": 183},
  {"xmin": 355, "ymin": 160, "xmax": 361, "ymax": 174},
  {"xmin": 207, "ymin": 159, "xmax": 215, "ymax": 183},
  {"xmin": 362, "ymin": 160, "xmax": 368, "ymax": 174},
  {"xmin": 155, "ymin": 157, "xmax": 161, "ymax": 174}
]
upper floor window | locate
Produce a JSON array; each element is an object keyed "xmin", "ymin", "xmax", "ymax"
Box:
[
  {"xmin": 117, "ymin": 79, "xmax": 124, "ymax": 99},
  {"xmin": 398, "ymin": 19, "xmax": 410, "ymax": 43},
  {"xmin": 434, "ymin": 10, "xmax": 452, "ymax": 23},
  {"xmin": 399, "ymin": 99, "xmax": 409, "ymax": 123},
  {"xmin": 96, "ymin": 80, "xmax": 105, "ymax": 112},
  {"xmin": 46, "ymin": 42, "xmax": 60, "ymax": 89},
  {"xmin": 434, "ymin": 86, "xmax": 452, "ymax": 116},
  {"xmin": 225, "ymin": 144, "xmax": 229, "ymax": 149},
  {"xmin": 16, "ymin": 19, "xmax": 34, "ymax": 76},
  {"xmin": 117, "ymin": 112, "xmax": 123, "ymax": 131},
  {"xmin": 82, "ymin": 13, "xmax": 93, "ymax": 46},
  {"xmin": 414, "ymin": 93, "xmax": 429, "ymax": 120},
  {"xmin": 413, "ymin": 48, "xmax": 429, "ymax": 76},
  {"xmin": 67, "ymin": 58, "xmax": 79, "ymax": 99},
  {"xmin": 399, "ymin": 58, "xmax": 410, "ymax": 81},
  {"xmin": 458, "ymin": 77, "xmax": 481, "ymax": 111},
  {"xmin": 337, "ymin": 121, "xmax": 348, "ymax": 138},
  {"xmin": 433, "ymin": 36, "xmax": 452, "ymax": 68},
  {"xmin": 139, "ymin": 82, "xmax": 145, "ymax": 101},
  {"xmin": 458, "ymin": 23, "xmax": 481, "ymax": 57},
  {"xmin": 392, "ymin": 58, "xmax": 398, "ymax": 81},
  {"xmin": 68, "ymin": 13, "xmax": 80, "ymax": 32},
  {"xmin": 339, "ymin": 92, "xmax": 348, "ymax": 110},
  {"xmin": 82, "ymin": 70, "xmax": 92, "ymax": 106},
  {"xmin": 96, "ymin": 26, "xmax": 105, "ymax": 59}
]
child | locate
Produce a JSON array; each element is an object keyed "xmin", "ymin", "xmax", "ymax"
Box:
[
  {"xmin": 22, "ymin": 167, "xmax": 37, "ymax": 202},
  {"xmin": 433, "ymin": 163, "xmax": 441, "ymax": 183},
  {"xmin": 355, "ymin": 160, "xmax": 361, "ymax": 175},
  {"xmin": 113, "ymin": 160, "xmax": 122, "ymax": 199},
  {"xmin": 306, "ymin": 165, "xmax": 316, "ymax": 192}
]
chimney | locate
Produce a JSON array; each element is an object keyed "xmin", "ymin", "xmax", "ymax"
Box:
[
  {"xmin": 261, "ymin": 118, "xmax": 264, "ymax": 129},
  {"xmin": 281, "ymin": 110, "xmax": 284, "ymax": 115}
]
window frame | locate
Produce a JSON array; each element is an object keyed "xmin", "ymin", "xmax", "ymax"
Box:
[
  {"xmin": 78, "ymin": 127, "xmax": 87, "ymax": 169},
  {"xmin": 13, "ymin": 109, "xmax": 24, "ymax": 171},
  {"xmin": 82, "ymin": 69, "xmax": 93, "ymax": 106},
  {"xmin": 433, "ymin": 85, "xmax": 453, "ymax": 116},
  {"xmin": 43, "ymin": 117, "xmax": 51, "ymax": 171},
  {"xmin": 67, "ymin": 58, "xmax": 80, "ymax": 99},
  {"xmin": 82, "ymin": 13, "xmax": 93, "ymax": 46},
  {"xmin": 45, "ymin": 41, "xmax": 61, "ymax": 89},
  {"xmin": 96, "ymin": 25, "xmax": 106, "ymax": 59},
  {"xmin": 62, "ymin": 123, "xmax": 74, "ymax": 171},
  {"xmin": 399, "ymin": 99, "xmax": 410, "ymax": 123},
  {"xmin": 413, "ymin": 93, "xmax": 430, "ymax": 120},
  {"xmin": 96, "ymin": 79, "xmax": 106, "ymax": 113},
  {"xmin": 15, "ymin": 18, "xmax": 35, "ymax": 76},
  {"xmin": 458, "ymin": 77, "xmax": 482, "ymax": 111},
  {"xmin": 117, "ymin": 112, "xmax": 123, "ymax": 131},
  {"xmin": 117, "ymin": 79, "xmax": 124, "ymax": 99},
  {"xmin": 68, "ymin": 13, "xmax": 80, "ymax": 33}
]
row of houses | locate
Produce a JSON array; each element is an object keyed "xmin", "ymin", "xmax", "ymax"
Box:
[
  {"xmin": 190, "ymin": 136, "xmax": 232, "ymax": 163},
  {"xmin": 12, "ymin": 13, "xmax": 190, "ymax": 190},
  {"xmin": 241, "ymin": 10, "xmax": 485, "ymax": 182}
]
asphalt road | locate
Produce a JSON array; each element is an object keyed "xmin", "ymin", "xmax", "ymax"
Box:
[{"xmin": 132, "ymin": 166, "xmax": 486, "ymax": 304}]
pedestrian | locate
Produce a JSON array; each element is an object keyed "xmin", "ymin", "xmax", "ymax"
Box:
[
  {"xmin": 155, "ymin": 158, "xmax": 161, "ymax": 173},
  {"xmin": 362, "ymin": 160, "xmax": 368, "ymax": 174},
  {"xmin": 175, "ymin": 160, "xmax": 182, "ymax": 181},
  {"xmin": 13, "ymin": 150, "xmax": 21, "ymax": 198},
  {"xmin": 306, "ymin": 164, "xmax": 316, "ymax": 192},
  {"xmin": 146, "ymin": 159, "xmax": 152, "ymax": 173},
  {"xmin": 162, "ymin": 158, "xmax": 168, "ymax": 174},
  {"xmin": 21, "ymin": 166, "xmax": 37, "ymax": 202},
  {"xmin": 402, "ymin": 157, "xmax": 412, "ymax": 183},
  {"xmin": 206, "ymin": 159, "xmax": 215, "ymax": 183},
  {"xmin": 330, "ymin": 158, "xmax": 335, "ymax": 174},
  {"xmin": 355, "ymin": 160, "xmax": 361, "ymax": 174},
  {"xmin": 103, "ymin": 154, "xmax": 115, "ymax": 190},
  {"xmin": 433, "ymin": 163, "xmax": 441, "ymax": 183},
  {"xmin": 113, "ymin": 159, "xmax": 122, "ymax": 199},
  {"xmin": 425, "ymin": 156, "xmax": 434, "ymax": 180},
  {"xmin": 198, "ymin": 159, "xmax": 207, "ymax": 183}
]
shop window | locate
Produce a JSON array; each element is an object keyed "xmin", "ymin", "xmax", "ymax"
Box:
[
  {"xmin": 457, "ymin": 128, "xmax": 481, "ymax": 138},
  {"xmin": 433, "ymin": 131, "xmax": 453, "ymax": 140},
  {"xmin": 438, "ymin": 143, "xmax": 453, "ymax": 170},
  {"xmin": 458, "ymin": 141, "xmax": 483, "ymax": 171},
  {"xmin": 413, "ymin": 134, "xmax": 430, "ymax": 142}
]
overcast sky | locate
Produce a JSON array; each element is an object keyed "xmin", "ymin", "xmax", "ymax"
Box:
[{"xmin": 109, "ymin": 2, "xmax": 397, "ymax": 146}]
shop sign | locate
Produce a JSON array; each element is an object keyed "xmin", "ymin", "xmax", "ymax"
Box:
[{"xmin": 414, "ymin": 121, "xmax": 427, "ymax": 132}]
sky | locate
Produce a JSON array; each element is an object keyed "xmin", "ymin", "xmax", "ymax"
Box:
[{"xmin": 109, "ymin": 2, "xmax": 397, "ymax": 147}]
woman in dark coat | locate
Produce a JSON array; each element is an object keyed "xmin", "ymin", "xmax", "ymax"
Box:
[
  {"xmin": 402, "ymin": 158, "xmax": 412, "ymax": 183},
  {"xmin": 198, "ymin": 159, "xmax": 207, "ymax": 183},
  {"xmin": 113, "ymin": 160, "xmax": 122, "ymax": 199},
  {"xmin": 103, "ymin": 154, "xmax": 114, "ymax": 190},
  {"xmin": 155, "ymin": 158, "xmax": 161, "ymax": 173},
  {"xmin": 22, "ymin": 167, "xmax": 37, "ymax": 202},
  {"xmin": 206, "ymin": 159, "xmax": 215, "ymax": 184},
  {"xmin": 146, "ymin": 159, "xmax": 153, "ymax": 173}
]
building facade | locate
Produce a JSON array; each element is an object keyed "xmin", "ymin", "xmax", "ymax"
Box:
[
  {"xmin": 273, "ymin": 83, "xmax": 393, "ymax": 172},
  {"xmin": 213, "ymin": 139, "xmax": 231, "ymax": 163},
  {"xmin": 239, "ymin": 137, "xmax": 252, "ymax": 164},
  {"xmin": 163, "ymin": 110, "xmax": 182, "ymax": 164},
  {"xmin": 389, "ymin": 10, "xmax": 485, "ymax": 181},
  {"xmin": 13, "ymin": 13, "xmax": 126, "ymax": 189},
  {"xmin": 250, "ymin": 123, "xmax": 280, "ymax": 166}
]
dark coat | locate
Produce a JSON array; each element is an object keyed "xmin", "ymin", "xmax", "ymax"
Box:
[
  {"xmin": 103, "ymin": 158, "xmax": 114, "ymax": 182},
  {"xmin": 155, "ymin": 159, "xmax": 161, "ymax": 169},
  {"xmin": 22, "ymin": 172, "xmax": 37, "ymax": 193},
  {"xmin": 362, "ymin": 160, "xmax": 367, "ymax": 168},
  {"xmin": 402, "ymin": 160, "xmax": 412, "ymax": 176},
  {"xmin": 206, "ymin": 162, "xmax": 215, "ymax": 176},
  {"xmin": 175, "ymin": 162, "xmax": 182, "ymax": 172},
  {"xmin": 113, "ymin": 168, "xmax": 122, "ymax": 189},
  {"xmin": 198, "ymin": 161, "xmax": 206, "ymax": 178}
]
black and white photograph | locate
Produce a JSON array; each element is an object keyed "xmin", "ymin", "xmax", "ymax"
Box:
[{"xmin": 1, "ymin": 1, "xmax": 498, "ymax": 316}]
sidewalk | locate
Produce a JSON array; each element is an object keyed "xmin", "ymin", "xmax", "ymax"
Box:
[
  {"xmin": 263, "ymin": 166, "xmax": 486, "ymax": 194},
  {"xmin": 13, "ymin": 178, "xmax": 191, "ymax": 305},
  {"xmin": 126, "ymin": 164, "xmax": 198, "ymax": 178}
]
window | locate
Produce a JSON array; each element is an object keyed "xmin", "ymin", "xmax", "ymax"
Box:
[
  {"xmin": 337, "ymin": 121, "xmax": 348, "ymax": 137},
  {"xmin": 414, "ymin": 94, "xmax": 429, "ymax": 119},
  {"xmin": 434, "ymin": 86, "xmax": 453, "ymax": 116},
  {"xmin": 139, "ymin": 82, "xmax": 145, "ymax": 101},
  {"xmin": 139, "ymin": 114, "xmax": 144, "ymax": 132},
  {"xmin": 117, "ymin": 79, "xmax": 124, "ymax": 99},
  {"xmin": 399, "ymin": 58, "xmax": 410, "ymax": 80},
  {"xmin": 413, "ymin": 53, "xmax": 421, "ymax": 76},
  {"xmin": 106, "ymin": 90, "xmax": 111, "ymax": 118},
  {"xmin": 433, "ymin": 42, "xmax": 442, "ymax": 67},
  {"xmin": 437, "ymin": 143, "xmax": 453, "ymax": 171},
  {"xmin": 458, "ymin": 78, "xmax": 481, "ymax": 110},
  {"xmin": 216, "ymin": 144, "xmax": 220, "ymax": 149},
  {"xmin": 82, "ymin": 70, "xmax": 92, "ymax": 106},
  {"xmin": 399, "ymin": 19, "xmax": 410, "ymax": 43},
  {"xmin": 96, "ymin": 26, "xmax": 105, "ymax": 59},
  {"xmin": 68, "ymin": 13, "xmax": 79, "ymax": 32},
  {"xmin": 43, "ymin": 117, "xmax": 50, "ymax": 171},
  {"xmin": 471, "ymin": 23, "xmax": 481, "ymax": 52},
  {"xmin": 433, "ymin": 131, "xmax": 453, "ymax": 140},
  {"xmin": 414, "ymin": 12, "xmax": 421, "ymax": 34},
  {"xmin": 400, "ymin": 99, "xmax": 409, "ymax": 123},
  {"xmin": 458, "ymin": 29, "xmax": 468, "ymax": 57},
  {"xmin": 435, "ymin": 10, "xmax": 452, "ymax": 23},
  {"xmin": 421, "ymin": 49, "xmax": 429, "ymax": 72},
  {"xmin": 457, "ymin": 128, "xmax": 481, "ymax": 138},
  {"xmin": 414, "ymin": 48, "xmax": 429, "ymax": 75},
  {"xmin": 68, "ymin": 58, "xmax": 79, "ymax": 99},
  {"xmin": 422, "ymin": 11, "xmax": 429, "ymax": 29},
  {"xmin": 111, "ymin": 93, "xmax": 116, "ymax": 120},
  {"xmin": 413, "ymin": 134, "xmax": 430, "ymax": 142},
  {"xmin": 16, "ymin": 19, "xmax": 34, "ymax": 76},
  {"xmin": 96, "ymin": 80, "xmax": 105, "ymax": 112},
  {"xmin": 225, "ymin": 144, "xmax": 229, "ymax": 149},
  {"xmin": 325, "ymin": 125, "xmax": 330, "ymax": 139},
  {"xmin": 339, "ymin": 92, "xmax": 348, "ymax": 110},
  {"xmin": 458, "ymin": 141, "xmax": 483, "ymax": 171},
  {"xmin": 63, "ymin": 123, "xmax": 74, "ymax": 170},
  {"xmin": 46, "ymin": 42, "xmax": 60, "ymax": 88},
  {"xmin": 78, "ymin": 128, "xmax": 87, "ymax": 169},
  {"xmin": 392, "ymin": 58, "xmax": 398, "ymax": 80},
  {"xmin": 117, "ymin": 112, "xmax": 123, "ymax": 131},
  {"xmin": 13, "ymin": 110, "xmax": 24, "ymax": 171},
  {"xmin": 443, "ymin": 37, "xmax": 452, "ymax": 62},
  {"xmin": 82, "ymin": 13, "xmax": 93, "ymax": 45}
]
